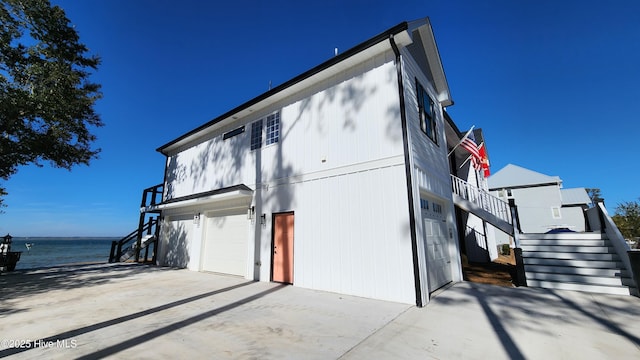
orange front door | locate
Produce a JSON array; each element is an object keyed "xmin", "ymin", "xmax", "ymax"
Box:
[{"xmin": 272, "ymin": 212, "xmax": 294, "ymax": 284}]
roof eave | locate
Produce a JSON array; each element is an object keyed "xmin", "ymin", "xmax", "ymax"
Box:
[
  {"xmin": 414, "ymin": 18, "xmax": 453, "ymax": 107},
  {"xmin": 156, "ymin": 21, "xmax": 412, "ymax": 155}
]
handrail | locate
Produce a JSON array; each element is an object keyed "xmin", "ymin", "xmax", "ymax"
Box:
[
  {"xmin": 109, "ymin": 216, "xmax": 159, "ymax": 263},
  {"xmin": 594, "ymin": 202, "xmax": 632, "ymax": 276},
  {"xmin": 141, "ymin": 184, "xmax": 164, "ymax": 208},
  {"xmin": 451, "ymin": 175, "xmax": 511, "ymax": 224}
]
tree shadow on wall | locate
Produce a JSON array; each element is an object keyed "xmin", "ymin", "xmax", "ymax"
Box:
[{"xmin": 162, "ymin": 220, "xmax": 190, "ymax": 268}]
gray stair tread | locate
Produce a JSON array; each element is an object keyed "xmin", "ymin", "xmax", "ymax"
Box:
[
  {"xmin": 520, "ymin": 233, "xmax": 606, "ymax": 240},
  {"xmin": 524, "ymin": 265, "xmax": 627, "ymax": 277},
  {"xmin": 520, "ymin": 239, "xmax": 609, "ymax": 246},
  {"xmin": 522, "ymin": 252, "xmax": 620, "ymax": 261},
  {"xmin": 525, "ymin": 272, "xmax": 625, "ymax": 286},
  {"xmin": 521, "ymin": 245, "xmax": 616, "ymax": 253},
  {"xmin": 523, "ymin": 258, "xmax": 623, "ymax": 268},
  {"xmin": 526, "ymin": 280, "xmax": 632, "ymax": 295}
]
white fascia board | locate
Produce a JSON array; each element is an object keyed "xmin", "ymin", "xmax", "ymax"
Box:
[
  {"xmin": 415, "ymin": 19, "xmax": 452, "ymax": 107},
  {"xmin": 141, "ymin": 189, "xmax": 253, "ymax": 213}
]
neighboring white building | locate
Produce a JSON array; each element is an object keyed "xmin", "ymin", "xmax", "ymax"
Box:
[
  {"xmin": 488, "ymin": 164, "xmax": 591, "ymax": 245},
  {"xmin": 145, "ymin": 18, "xmax": 464, "ymax": 306}
]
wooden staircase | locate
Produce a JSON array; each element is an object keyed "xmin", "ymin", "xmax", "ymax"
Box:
[
  {"xmin": 521, "ymin": 232, "xmax": 637, "ymax": 296},
  {"xmin": 109, "ymin": 184, "xmax": 163, "ymax": 264}
]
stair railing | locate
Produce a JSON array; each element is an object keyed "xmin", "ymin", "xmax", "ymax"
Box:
[
  {"xmin": 109, "ymin": 183, "xmax": 164, "ymax": 264},
  {"xmin": 451, "ymin": 175, "xmax": 511, "ymax": 223},
  {"xmin": 109, "ymin": 216, "xmax": 159, "ymax": 263}
]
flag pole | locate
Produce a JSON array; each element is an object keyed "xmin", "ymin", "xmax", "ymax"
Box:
[
  {"xmin": 448, "ymin": 125, "xmax": 475, "ymax": 157},
  {"xmin": 458, "ymin": 154, "xmax": 472, "ymax": 169}
]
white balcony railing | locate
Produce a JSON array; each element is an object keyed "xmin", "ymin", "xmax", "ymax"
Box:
[{"xmin": 451, "ymin": 175, "xmax": 511, "ymax": 224}]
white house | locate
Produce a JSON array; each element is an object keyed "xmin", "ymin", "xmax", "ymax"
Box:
[
  {"xmin": 145, "ymin": 18, "xmax": 463, "ymax": 306},
  {"xmin": 488, "ymin": 164, "xmax": 591, "ymax": 243}
]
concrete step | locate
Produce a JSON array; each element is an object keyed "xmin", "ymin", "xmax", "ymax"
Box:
[
  {"xmin": 526, "ymin": 279, "xmax": 632, "ymax": 296},
  {"xmin": 523, "ymin": 258, "xmax": 623, "ymax": 269},
  {"xmin": 519, "ymin": 239, "xmax": 609, "ymax": 247},
  {"xmin": 523, "ymin": 251, "xmax": 620, "ymax": 261},
  {"xmin": 520, "ymin": 233, "xmax": 606, "ymax": 241},
  {"xmin": 520, "ymin": 245, "xmax": 616, "ymax": 253},
  {"xmin": 525, "ymin": 272, "xmax": 626, "ymax": 286},
  {"xmin": 524, "ymin": 265, "xmax": 628, "ymax": 277}
]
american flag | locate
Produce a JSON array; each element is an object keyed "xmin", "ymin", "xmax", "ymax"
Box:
[{"xmin": 460, "ymin": 131, "xmax": 481, "ymax": 169}]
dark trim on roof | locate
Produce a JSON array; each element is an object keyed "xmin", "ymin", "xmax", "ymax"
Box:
[
  {"xmin": 443, "ymin": 111, "xmax": 461, "ymax": 136},
  {"xmin": 390, "ymin": 35, "xmax": 423, "ymax": 307},
  {"xmin": 162, "ymin": 184, "xmax": 253, "ymax": 205},
  {"xmin": 156, "ymin": 21, "xmax": 410, "ymax": 154}
]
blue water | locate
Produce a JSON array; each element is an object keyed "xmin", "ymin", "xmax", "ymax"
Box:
[{"xmin": 8, "ymin": 237, "xmax": 118, "ymax": 270}]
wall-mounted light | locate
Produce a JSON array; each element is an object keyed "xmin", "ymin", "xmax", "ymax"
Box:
[
  {"xmin": 260, "ymin": 213, "xmax": 267, "ymax": 225},
  {"xmin": 193, "ymin": 213, "xmax": 200, "ymax": 225},
  {"xmin": 247, "ymin": 206, "xmax": 255, "ymax": 220}
]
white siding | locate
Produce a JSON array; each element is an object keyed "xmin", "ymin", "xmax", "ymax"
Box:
[
  {"xmin": 157, "ymin": 214, "xmax": 194, "ymax": 268},
  {"xmin": 562, "ymin": 207, "xmax": 587, "ymax": 232},
  {"xmin": 164, "ymin": 52, "xmax": 403, "ymax": 201},
  {"xmin": 256, "ymin": 164, "xmax": 415, "ymax": 304},
  {"xmin": 400, "ymin": 48, "xmax": 463, "ymax": 301},
  {"xmin": 513, "ymin": 185, "xmax": 563, "ymax": 233},
  {"xmin": 159, "ymin": 50, "xmax": 420, "ymax": 304}
]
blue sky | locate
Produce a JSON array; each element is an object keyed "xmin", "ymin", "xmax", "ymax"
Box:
[{"xmin": 2, "ymin": 0, "xmax": 639, "ymax": 236}]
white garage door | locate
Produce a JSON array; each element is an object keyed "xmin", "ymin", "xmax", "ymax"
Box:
[
  {"xmin": 201, "ymin": 211, "xmax": 248, "ymax": 276},
  {"xmin": 420, "ymin": 198, "xmax": 452, "ymax": 292}
]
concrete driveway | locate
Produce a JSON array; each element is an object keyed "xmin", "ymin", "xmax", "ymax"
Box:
[{"xmin": 1, "ymin": 263, "xmax": 639, "ymax": 359}]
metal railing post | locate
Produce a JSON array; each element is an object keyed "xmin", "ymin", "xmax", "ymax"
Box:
[
  {"xmin": 509, "ymin": 198, "xmax": 527, "ymax": 287},
  {"xmin": 109, "ymin": 241, "xmax": 117, "ymax": 263}
]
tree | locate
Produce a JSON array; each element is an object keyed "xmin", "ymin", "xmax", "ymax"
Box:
[
  {"xmin": 0, "ymin": 0, "xmax": 102, "ymax": 207},
  {"xmin": 586, "ymin": 188, "xmax": 604, "ymax": 206},
  {"xmin": 613, "ymin": 199, "xmax": 640, "ymax": 240}
]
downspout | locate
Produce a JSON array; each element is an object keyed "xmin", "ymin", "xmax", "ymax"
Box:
[{"xmin": 390, "ymin": 35, "xmax": 423, "ymax": 307}]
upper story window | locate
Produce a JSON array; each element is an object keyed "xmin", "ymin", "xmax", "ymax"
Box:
[
  {"xmin": 250, "ymin": 119, "xmax": 263, "ymax": 150},
  {"xmin": 420, "ymin": 198, "xmax": 429, "ymax": 210},
  {"xmin": 250, "ymin": 111, "xmax": 281, "ymax": 151},
  {"xmin": 416, "ymin": 79, "xmax": 437, "ymax": 145},
  {"xmin": 265, "ymin": 112, "xmax": 280, "ymax": 145}
]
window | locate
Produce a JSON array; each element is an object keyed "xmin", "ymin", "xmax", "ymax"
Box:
[
  {"xmin": 250, "ymin": 111, "xmax": 280, "ymax": 150},
  {"xmin": 420, "ymin": 198, "xmax": 429, "ymax": 210},
  {"xmin": 265, "ymin": 112, "xmax": 280, "ymax": 145},
  {"xmin": 551, "ymin": 206, "xmax": 562, "ymax": 219},
  {"xmin": 416, "ymin": 79, "xmax": 437, "ymax": 144},
  {"xmin": 223, "ymin": 126, "xmax": 245, "ymax": 140},
  {"xmin": 433, "ymin": 203, "xmax": 443, "ymax": 214},
  {"xmin": 250, "ymin": 119, "xmax": 263, "ymax": 150}
]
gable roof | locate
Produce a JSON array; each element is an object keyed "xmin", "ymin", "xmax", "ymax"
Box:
[
  {"xmin": 157, "ymin": 18, "xmax": 451, "ymax": 155},
  {"xmin": 561, "ymin": 188, "xmax": 591, "ymax": 206},
  {"xmin": 488, "ymin": 164, "xmax": 561, "ymax": 190}
]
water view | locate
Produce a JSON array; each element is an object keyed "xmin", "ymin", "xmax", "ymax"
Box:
[{"xmin": 8, "ymin": 237, "xmax": 118, "ymax": 270}]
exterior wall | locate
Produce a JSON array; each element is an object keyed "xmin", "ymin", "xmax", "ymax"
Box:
[
  {"xmin": 164, "ymin": 50, "xmax": 402, "ymax": 200},
  {"xmin": 157, "ymin": 214, "xmax": 195, "ymax": 268},
  {"xmin": 158, "ymin": 49, "xmax": 420, "ymax": 304},
  {"xmin": 560, "ymin": 206, "xmax": 587, "ymax": 232},
  {"xmin": 257, "ymin": 164, "xmax": 415, "ymax": 303},
  {"xmin": 400, "ymin": 48, "xmax": 462, "ymax": 301},
  {"xmin": 511, "ymin": 185, "xmax": 562, "ymax": 233}
]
